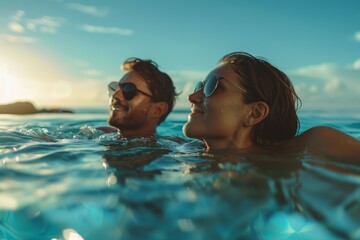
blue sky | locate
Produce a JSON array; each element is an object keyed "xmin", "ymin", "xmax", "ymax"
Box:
[{"xmin": 0, "ymin": 0, "xmax": 359, "ymax": 110}]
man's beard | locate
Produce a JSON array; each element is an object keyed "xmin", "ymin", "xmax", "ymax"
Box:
[{"xmin": 108, "ymin": 109, "xmax": 148, "ymax": 131}]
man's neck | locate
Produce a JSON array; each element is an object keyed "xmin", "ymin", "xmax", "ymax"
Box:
[{"xmin": 120, "ymin": 129, "xmax": 156, "ymax": 138}]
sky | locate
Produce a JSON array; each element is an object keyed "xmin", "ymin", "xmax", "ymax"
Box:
[{"xmin": 0, "ymin": 0, "xmax": 359, "ymax": 110}]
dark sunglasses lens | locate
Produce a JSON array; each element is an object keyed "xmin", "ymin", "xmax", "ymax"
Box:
[
  {"xmin": 108, "ymin": 82, "xmax": 119, "ymax": 97},
  {"xmin": 194, "ymin": 81, "xmax": 203, "ymax": 92},
  {"xmin": 121, "ymin": 83, "xmax": 137, "ymax": 100},
  {"xmin": 204, "ymin": 75, "xmax": 218, "ymax": 97}
]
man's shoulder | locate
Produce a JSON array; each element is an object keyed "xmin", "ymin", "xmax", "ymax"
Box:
[{"xmin": 97, "ymin": 126, "xmax": 119, "ymax": 133}]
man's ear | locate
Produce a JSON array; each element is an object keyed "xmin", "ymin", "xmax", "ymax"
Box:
[
  {"xmin": 151, "ymin": 102, "xmax": 168, "ymax": 118},
  {"xmin": 244, "ymin": 102, "xmax": 269, "ymax": 127}
]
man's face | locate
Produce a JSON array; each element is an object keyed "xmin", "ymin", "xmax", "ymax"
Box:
[{"xmin": 108, "ymin": 71, "xmax": 153, "ymax": 131}]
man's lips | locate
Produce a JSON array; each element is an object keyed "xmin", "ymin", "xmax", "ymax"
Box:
[
  {"xmin": 110, "ymin": 102, "xmax": 128, "ymax": 111},
  {"xmin": 111, "ymin": 106, "xmax": 126, "ymax": 111}
]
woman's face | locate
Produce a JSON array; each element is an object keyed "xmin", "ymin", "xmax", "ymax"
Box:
[{"xmin": 183, "ymin": 62, "xmax": 252, "ymax": 143}]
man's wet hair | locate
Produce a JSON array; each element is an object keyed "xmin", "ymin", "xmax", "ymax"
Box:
[{"xmin": 122, "ymin": 58, "xmax": 178, "ymax": 124}]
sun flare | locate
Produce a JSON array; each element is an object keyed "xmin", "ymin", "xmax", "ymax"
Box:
[{"xmin": 0, "ymin": 64, "xmax": 32, "ymax": 104}]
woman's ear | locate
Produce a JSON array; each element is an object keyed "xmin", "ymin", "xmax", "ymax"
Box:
[
  {"xmin": 151, "ymin": 102, "xmax": 168, "ymax": 118},
  {"xmin": 245, "ymin": 102, "xmax": 269, "ymax": 127}
]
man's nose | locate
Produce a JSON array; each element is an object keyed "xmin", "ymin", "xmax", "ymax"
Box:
[{"xmin": 112, "ymin": 87, "xmax": 125, "ymax": 101}]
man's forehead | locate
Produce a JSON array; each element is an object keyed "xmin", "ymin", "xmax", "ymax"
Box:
[
  {"xmin": 119, "ymin": 71, "xmax": 151, "ymax": 92},
  {"xmin": 120, "ymin": 71, "xmax": 146, "ymax": 84}
]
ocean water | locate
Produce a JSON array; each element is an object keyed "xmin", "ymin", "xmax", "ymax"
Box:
[{"xmin": 0, "ymin": 108, "xmax": 359, "ymax": 240}]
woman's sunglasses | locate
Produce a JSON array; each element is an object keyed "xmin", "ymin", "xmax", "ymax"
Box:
[
  {"xmin": 108, "ymin": 81, "xmax": 153, "ymax": 100},
  {"xmin": 194, "ymin": 74, "xmax": 247, "ymax": 97}
]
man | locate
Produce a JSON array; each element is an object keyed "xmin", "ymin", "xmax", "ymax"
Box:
[{"xmin": 101, "ymin": 58, "xmax": 177, "ymax": 137}]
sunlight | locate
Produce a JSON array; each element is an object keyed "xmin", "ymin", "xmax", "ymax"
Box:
[
  {"xmin": 0, "ymin": 43, "xmax": 75, "ymax": 107},
  {"xmin": 254, "ymin": 212, "xmax": 337, "ymax": 240},
  {"xmin": 0, "ymin": 64, "xmax": 34, "ymax": 104},
  {"xmin": 62, "ymin": 228, "xmax": 84, "ymax": 240},
  {"xmin": 0, "ymin": 42, "xmax": 109, "ymax": 108}
]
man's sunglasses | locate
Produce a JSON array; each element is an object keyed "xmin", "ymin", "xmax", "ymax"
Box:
[
  {"xmin": 108, "ymin": 81, "xmax": 153, "ymax": 100},
  {"xmin": 194, "ymin": 74, "xmax": 247, "ymax": 97}
]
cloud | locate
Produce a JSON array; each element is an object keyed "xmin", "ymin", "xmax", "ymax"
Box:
[
  {"xmin": 70, "ymin": 59, "xmax": 89, "ymax": 67},
  {"xmin": 8, "ymin": 22, "xmax": 25, "ymax": 33},
  {"xmin": 11, "ymin": 10, "xmax": 25, "ymax": 21},
  {"xmin": 355, "ymin": 31, "xmax": 360, "ymax": 42},
  {"xmin": 8, "ymin": 10, "xmax": 64, "ymax": 34},
  {"xmin": 26, "ymin": 16, "xmax": 64, "ymax": 34},
  {"xmin": 352, "ymin": 59, "xmax": 360, "ymax": 69},
  {"xmin": 324, "ymin": 78, "xmax": 345, "ymax": 94},
  {"xmin": 67, "ymin": 3, "xmax": 109, "ymax": 17},
  {"xmin": 80, "ymin": 25, "xmax": 133, "ymax": 36},
  {"xmin": 290, "ymin": 63, "xmax": 346, "ymax": 94},
  {"xmin": 289, "ymin": 62, "xmax": 360, "ymax": 109},
  {"xmin": 9, "ymin": 10, "xmax": 26, "ymax": 33},
  {"xmin": 169, "ymin": 70, "xmax": 207, "ymax": 83},
  {"xmin": 1, "ymin": 34, "xmax": 36, "ymax": 44},
  {"xmin": 292, "ymin": 63, "xmax": 337, "ymax": 79},
  {"xmin": 168, "ymin": 70, "xmax": 208, "ymax": 108},
  {"xmin": 84, "ymin": 69, "xmax": 102, "ymax": 77}
]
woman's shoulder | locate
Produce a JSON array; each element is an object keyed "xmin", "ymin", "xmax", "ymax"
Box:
[
  {"xmin": 297, "ymin": 126, "xmax": 358, "ymax": 143},
  {"xmin": 290, "ymin": 126, "xmax": 360, "ymax": 162}
]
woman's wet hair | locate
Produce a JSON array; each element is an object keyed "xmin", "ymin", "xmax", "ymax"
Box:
[
  {"xmin": 122, "ymin": 58, "xmax": 178, "ymax": 124},
  {"xmin": 219, "ymin": 52, "xmax": 301, "ymax": 145}
]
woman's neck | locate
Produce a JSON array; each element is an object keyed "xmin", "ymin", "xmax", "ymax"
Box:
[{"xmin": 204, "ymin": 137, "xmax": 256, "ymax": 152}]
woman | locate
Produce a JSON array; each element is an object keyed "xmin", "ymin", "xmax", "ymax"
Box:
[{"xmin": 182, "ymin": 52, "xmax": 360, "ymax": 162}]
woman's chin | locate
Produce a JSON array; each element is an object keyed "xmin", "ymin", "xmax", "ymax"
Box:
[{"xmin": 182, "ymin": 122, "xmax": 202, "ymax": 138}]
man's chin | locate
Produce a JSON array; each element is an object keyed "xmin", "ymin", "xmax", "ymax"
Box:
[
  {"xmin": 108, "ymin": 109, "xmax": 126, "ymax": 123},
  {"xmin": 108, "ymin": 115, "xmax": 122, "ymax": 129},
  {"xmin": 108, "ymin": 118, "xmax": 141, "ymax": 131}
]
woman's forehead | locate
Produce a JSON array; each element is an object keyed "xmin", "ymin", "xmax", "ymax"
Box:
[{"xmin": 211, "ymin": 62, "xmax": 238, "ymax": 78}]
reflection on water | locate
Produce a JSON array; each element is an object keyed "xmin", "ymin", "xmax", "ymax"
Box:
[{"xmin": 0, "ymin": 111, "xmax": 359, "ymax": 239}]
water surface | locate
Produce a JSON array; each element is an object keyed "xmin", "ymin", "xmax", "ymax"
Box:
[{"xmin": 0, "ymin": 109, "xmax": 359, "ymax": 240}]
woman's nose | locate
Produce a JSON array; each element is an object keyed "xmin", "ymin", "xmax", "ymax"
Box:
[{"xmin": 188, "ymin": 87, "xmax": 203, "ymax": 104}]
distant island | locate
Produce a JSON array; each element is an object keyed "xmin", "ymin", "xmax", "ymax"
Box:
[{"xmin": 0, "ymin": 101, "xmax": 73, "ymax": 114}]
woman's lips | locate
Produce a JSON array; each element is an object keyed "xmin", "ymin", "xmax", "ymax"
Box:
[{"xmin": 189, "ymin": 107, "xmax": 204, "ymax": 116}]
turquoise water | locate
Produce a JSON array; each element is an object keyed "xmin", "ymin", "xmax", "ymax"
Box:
[{"xmin": 0, "ymin": 109, "xmax": 359, "ymax": 240}]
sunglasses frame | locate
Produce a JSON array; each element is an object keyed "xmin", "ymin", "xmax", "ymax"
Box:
[
  {"xmin": 108, "ymin": 81, "xmax": 153, "ymax": 100},
  {"xmin": 194, "ymin": 75, "xmax": 247, "ymax": 98}
]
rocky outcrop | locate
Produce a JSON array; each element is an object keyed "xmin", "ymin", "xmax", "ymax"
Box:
[{"xmin": 0, "ymin": 101, "xmax": 73, "ymax": 114}]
